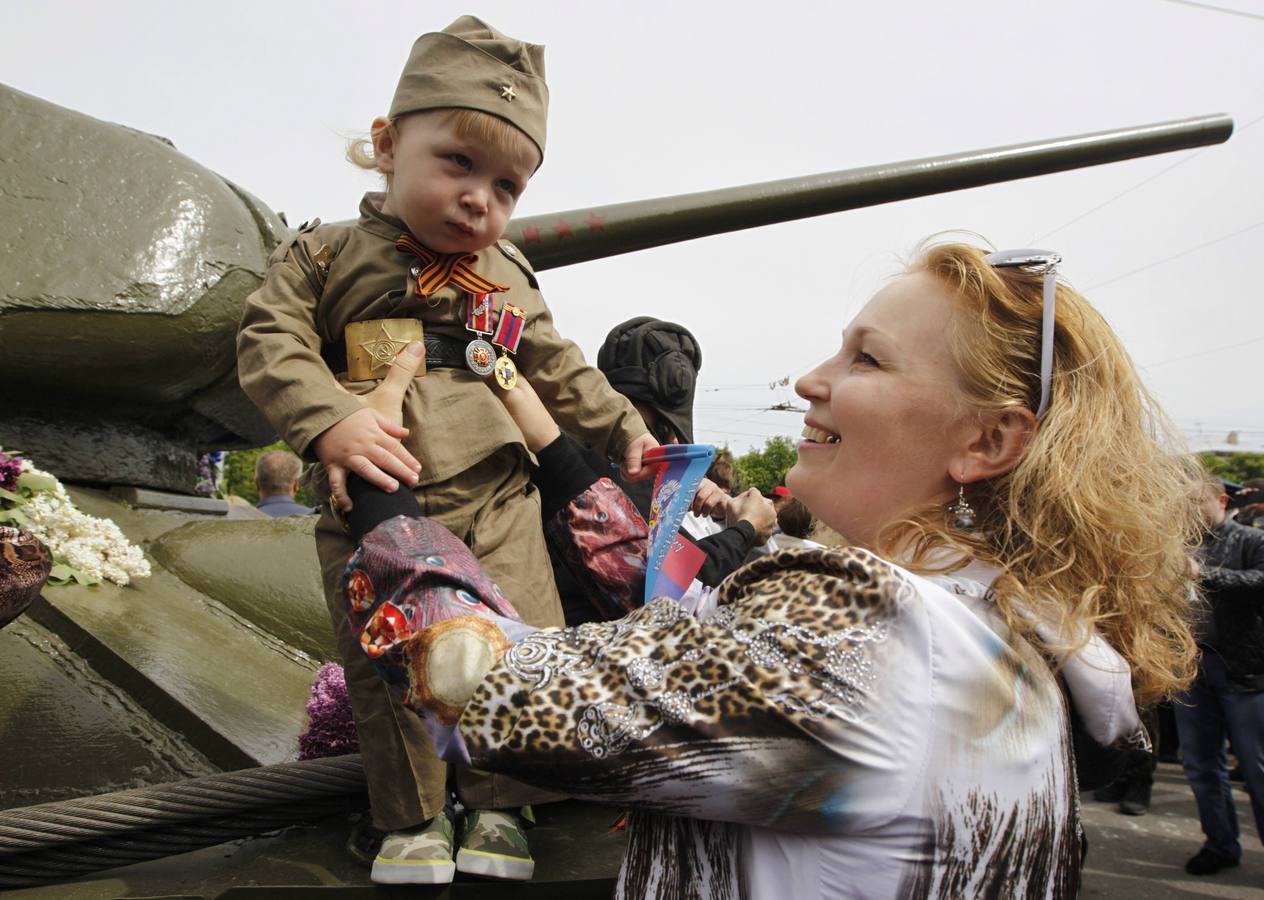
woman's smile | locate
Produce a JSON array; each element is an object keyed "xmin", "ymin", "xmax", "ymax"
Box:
[{"xmin": 799, "ymin": 424, "xmax": 841, "ymax": 449}]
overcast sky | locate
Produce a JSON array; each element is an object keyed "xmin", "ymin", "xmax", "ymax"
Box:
[{"xmin": 5, "ymin": 0, "xmax": 1262, "ymax": 454}]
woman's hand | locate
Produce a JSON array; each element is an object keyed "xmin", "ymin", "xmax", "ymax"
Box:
[
  {"xmin": 361, "ymin": 341, "xmax": 424, "ymax": 427},
  {"xmin": 488, "ymin": 375, "xmax": 562, "ymax": 452},
  {"xmin": 316, "ymin": 341, "xmax": 425, "ymax": 511}
]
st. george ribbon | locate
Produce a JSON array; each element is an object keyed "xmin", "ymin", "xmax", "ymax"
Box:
[{"xmin": 641, "ymin": 444, "xmax": 716, "ymax": 604}]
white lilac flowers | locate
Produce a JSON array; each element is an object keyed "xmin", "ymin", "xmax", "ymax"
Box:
[{"xmin": 4, "ymin": 455, "xmax": 151, "ymax": 587}]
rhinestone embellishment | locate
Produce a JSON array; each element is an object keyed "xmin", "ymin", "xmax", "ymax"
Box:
[{"xmin": 627, "ymin": 657, "xmax": 666, "ymax": 691}]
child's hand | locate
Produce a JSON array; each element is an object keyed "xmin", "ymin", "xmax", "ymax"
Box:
[
  {"xmin": 488, "ymin": 375, "xmax": 561, "ymax": 452},
  {"xmin": 315, "ymin": 343, "xmax": 425, "ymax": 511},
  {"xmin": 620, "ymin": 433, "xmax": 660, "ymax": 481}
]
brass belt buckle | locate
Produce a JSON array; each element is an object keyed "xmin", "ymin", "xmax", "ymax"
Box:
[{"xmin": 345, "ymin": 318, "xmax": 426, "ymax": 381}]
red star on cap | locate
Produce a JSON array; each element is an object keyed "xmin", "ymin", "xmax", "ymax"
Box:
[
  {"xmin": 522, "ymin": 225, "xmax": 542, "ymax": 244},
  {"xmin": 555, "ymin": 219, "xmax": 574, "ymax": 239},
  {"xmin": 585, "ymin": 213, "xmax": 605, "ymax": 231}
]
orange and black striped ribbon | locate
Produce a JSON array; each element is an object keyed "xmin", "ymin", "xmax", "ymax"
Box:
[{"xmin": 395, "ymin": 234, "xmax": 512, "ymax": 297}]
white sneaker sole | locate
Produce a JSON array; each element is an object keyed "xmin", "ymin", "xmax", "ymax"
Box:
[
  {"xmin": 370, "ymin": 856, "xmax": 456, "ymax": 884},
  {"xmin": 455, "ymin": 847, "xmax": 535, "ymax": 880}
]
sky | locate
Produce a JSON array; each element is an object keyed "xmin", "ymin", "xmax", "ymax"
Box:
[{"xmin": 4, "ymin": 0, "xmax": 1263, "ymax": 454}]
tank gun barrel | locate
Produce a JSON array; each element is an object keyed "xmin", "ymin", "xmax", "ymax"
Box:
[{"xmin": 507, "ymin": 113, "xmax": 1233, "ymax": 270}]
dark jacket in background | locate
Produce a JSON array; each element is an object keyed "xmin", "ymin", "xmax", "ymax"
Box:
[
  {"xmin": 539, "ymin": 436, "xmax": 757, "ymax": 626},
  {"xmin": 1195, "ymin": 517, "xmax": 1264, "ymax": 691}
]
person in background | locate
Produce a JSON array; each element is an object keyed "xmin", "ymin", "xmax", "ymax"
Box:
[
  {"xmin": 1237, "ymin": 502, "xmax": 1264, "ymax": 529},
  {"xmin": 254, "ymin": 450, "xmax": 315, "ymax": 517},
  {"xmin": 706, "ymin": 452, "xmax": 736, "ymax": 494},
  {"xmin": 1174, "ymin": 472, "xmax": 1264, "ymax": 876},
  {"xmin": 746, "ymin": 492, "xmax": 824, "ymax": 559},
  {"xmin": 1093, "ymin": 707, "xmax": 1160, "ymax": 816},
  {"xmin": 546, "ymin": 317, "xmax": 777, "ymax": 625},
  {"xmin": 776, "ymin": 497, "xmax": 816, "ymax": 540}
]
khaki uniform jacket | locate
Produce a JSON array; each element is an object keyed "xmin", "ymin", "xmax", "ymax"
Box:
[{"xmin": 237, "ymin": 193, "xmax": 646, "ymax": 486}]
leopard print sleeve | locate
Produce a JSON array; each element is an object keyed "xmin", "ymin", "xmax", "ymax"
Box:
[{"xmin": 458, "ymin": 547, "xmax": 926, "ymax": 834}]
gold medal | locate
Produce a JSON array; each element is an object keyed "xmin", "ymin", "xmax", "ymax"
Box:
[{"xmin": 493, "ymin": 354, "xmax": 518, "ymax": 391}]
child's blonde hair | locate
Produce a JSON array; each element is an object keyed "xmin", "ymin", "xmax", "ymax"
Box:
[
  {"xmin": 879, "ymin": 240, "xmax": 1200, "ymax": 706},
  {"xmin": 346, "ymin": 108, "xmax": 540, "ymax": 175}
]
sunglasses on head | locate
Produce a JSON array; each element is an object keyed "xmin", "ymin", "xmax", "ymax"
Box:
[{"xmin": 983, "ymin": 248, "xmax": 1061, "ymax": 418}]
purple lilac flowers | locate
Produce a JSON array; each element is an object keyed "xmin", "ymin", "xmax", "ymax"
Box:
[
  {"xmin": 0, "ymin": 452, "xmax": 22, "ymax": 493},
  {"xmin": 297, "ymin": 662, "xmax": 360, "ymax": 760}
]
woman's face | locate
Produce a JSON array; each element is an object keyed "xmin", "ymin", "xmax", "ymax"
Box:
[{"xmin": 787, "ymin": 272, "xmax": 975, "ymax": 546}]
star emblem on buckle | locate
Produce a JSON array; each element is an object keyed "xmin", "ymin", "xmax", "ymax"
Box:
[
  {"xmin": 358, "ymin": 323, "xmax": 410, "ymax": 373},
  {"xmin": 500, "ymin": 84, "xmax": 517, "ymax": 102}
]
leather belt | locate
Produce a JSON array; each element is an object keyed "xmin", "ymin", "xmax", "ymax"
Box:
[{"xmin": 321, "ymin": 329, "xmax": 469, "ymax": 378}]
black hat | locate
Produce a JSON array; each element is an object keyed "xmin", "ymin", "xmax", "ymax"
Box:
[{"xmin": 598, "ymin": 317, "xmax": 701, "ymax": 444}]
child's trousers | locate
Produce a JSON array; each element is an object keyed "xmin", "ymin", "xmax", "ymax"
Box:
[{"xmin": 315, "ymin": 446, "xmax": 566, "ymax": 831}]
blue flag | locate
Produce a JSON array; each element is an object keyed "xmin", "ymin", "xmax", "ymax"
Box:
[{"xmin": 642, "ymin": 444, "xmax": 716, "ymax": 604}]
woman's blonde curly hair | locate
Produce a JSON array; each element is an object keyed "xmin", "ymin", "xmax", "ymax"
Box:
[{"xmin": 877, "ymin": 240, "xmax": 1201, "ymax": 705}]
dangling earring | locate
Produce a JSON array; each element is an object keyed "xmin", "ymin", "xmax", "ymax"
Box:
[{"xmin": 949, "ymin": 484, "xmax": 976, "ymax": 530}]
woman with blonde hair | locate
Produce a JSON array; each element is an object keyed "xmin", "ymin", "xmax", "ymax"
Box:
[{"xmin": 331, "ymin": 239, "xmax": 1200, "ymax": 898}]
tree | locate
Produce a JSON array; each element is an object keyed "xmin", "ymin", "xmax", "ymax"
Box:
[
  {"xmin": 1199, "ymin": 451, "xmax": 1264, "ymax": 485},
  {"xmin": 734, "ymin": 436, "xmax": 798, "ymax": 495}
]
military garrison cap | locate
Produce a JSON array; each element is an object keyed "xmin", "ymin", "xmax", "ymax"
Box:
[{"xmin": 389, "ymin": 15, "xmax": 548, "ymax": 162}]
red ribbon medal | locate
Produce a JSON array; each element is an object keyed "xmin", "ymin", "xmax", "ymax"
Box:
[
  {"xmin": 490, "ymin": 302, "xmax": 527, "ymax": 390},
  {"xmin": 463, "ymin": 293, "xmax": 498, "ymax": 376}
]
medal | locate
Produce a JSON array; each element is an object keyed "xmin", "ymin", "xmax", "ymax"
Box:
[
  {"xmin": 490, "ymin": 301, "xmax": 527, "ymax": 391},
  {"xmin": 465, "ymin": 339, "xmax": 496, "ymax": 376},
  {"xmin": 464, "ymin": 293, "xmax": 498, "ymax": 376},
  {"xmin": 493, "ymin": 354, "xmax": 518, "ymax": 390}
]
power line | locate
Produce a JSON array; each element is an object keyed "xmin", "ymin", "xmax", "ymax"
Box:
[
  {"xmin": 1032, "ymin": 151, "xmax": 1204, "ymax": 244},
  {"xmin": 696, "ymin": 427, "xmax": 797, "ymax": 441},
  {"xmin": 1085, "ymin": 219, "xmax": 1264, "ymax": 291},
  {"xmin": 1033, "ymin": 109, "xmax": 1264, "ymax": 244},
  {"xmin": 1140, "ymin": 334, "xmax": 1264, "ymax": 370},
  {"xmin": 1156, "ymin": 0, "xmax": 1264, "ymax": 22}
]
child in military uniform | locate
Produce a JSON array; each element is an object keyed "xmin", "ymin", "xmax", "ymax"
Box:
[{"xmin": 237, "ymin": 16, "xmax": 654, "ymax": 885}]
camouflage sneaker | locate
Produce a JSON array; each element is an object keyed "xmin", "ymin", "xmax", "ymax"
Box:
[
  {"xmin": 455, "ymin": 808, "xmax": 535, "ymax": 880},
  {"xmin": 370, "ymin": 811, "xmax": 456, "ymax": 885}
]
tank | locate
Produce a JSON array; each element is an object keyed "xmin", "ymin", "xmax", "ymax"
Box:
[
  {"xmin": 0, "ymin": 83, "xmax": 1232, "ymax": 492},
  {"xmin": 0, "ymin": 83, "xmax": 1236, "ymax": 896}
]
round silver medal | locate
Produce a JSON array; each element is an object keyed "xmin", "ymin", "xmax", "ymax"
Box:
[{"xmin": 465, "ymin": 339, "xmax": 497, "ymax": 377}]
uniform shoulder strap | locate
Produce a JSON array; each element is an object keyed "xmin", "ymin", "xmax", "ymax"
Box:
[{"xmin": 268, "ymin": 219, "xmax": 349, "ymax": 298}]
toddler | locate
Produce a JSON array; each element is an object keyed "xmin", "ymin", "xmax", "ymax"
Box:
[{"xmin": 237, "ymin": 15, "xmax": 654, "ymax": 885}]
